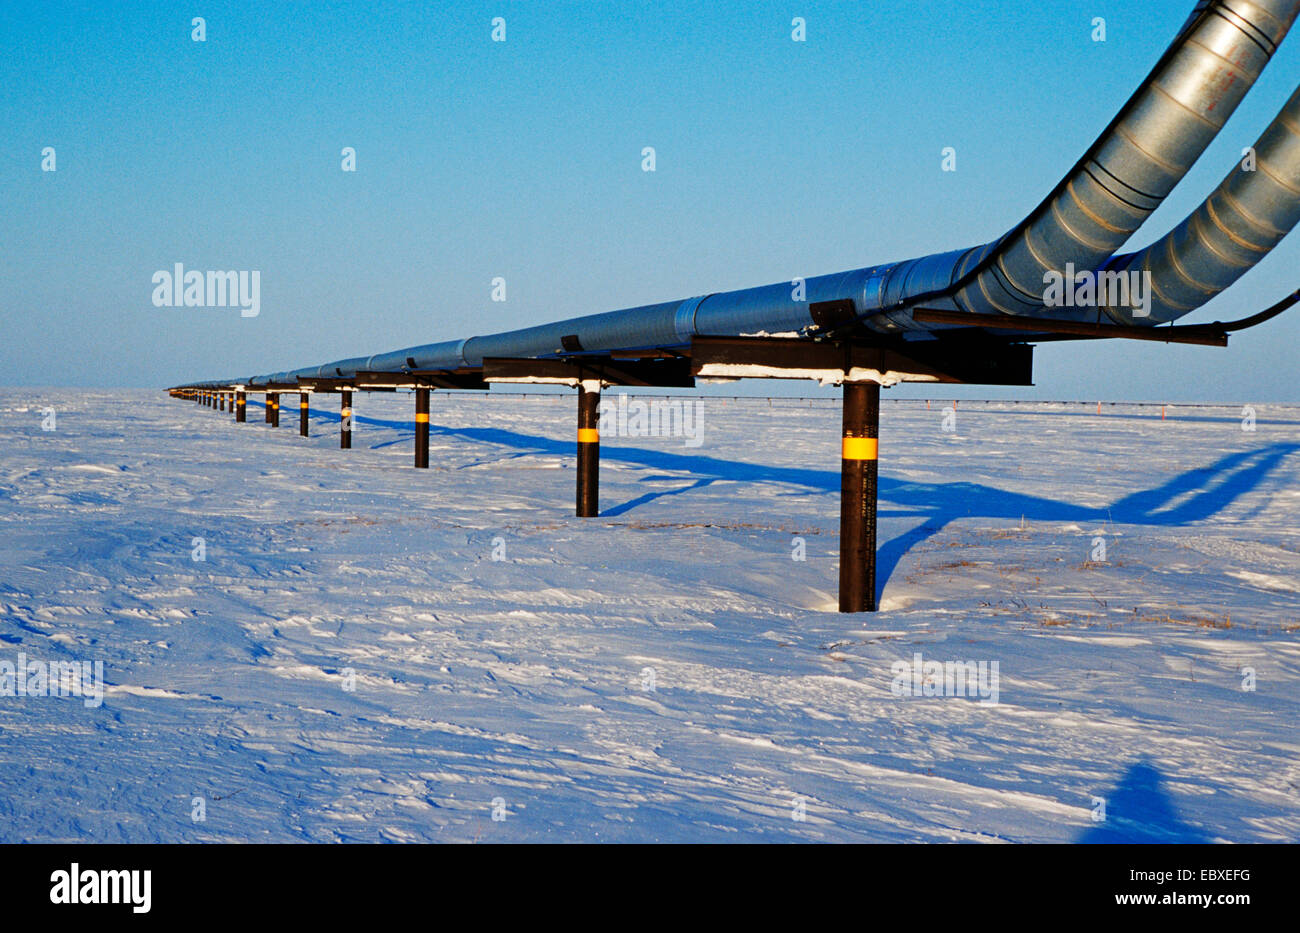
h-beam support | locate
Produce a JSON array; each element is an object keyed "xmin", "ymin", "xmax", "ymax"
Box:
[
  {"xmin": 576, "ymin": 380, "xmax": 601, "ymax": 517},
  {"xmin": 341, "ymin": 391, "xmax": 353, "ymax": 449},
  {"xmin": 299, "ymin": 392, "xmax": 309, "ymax": 437},
  {"xmin": 414, "ymin": 388, "xmax": 429, "ymax": 468},
  {"xmin": 839, "ymin": 382, "xmax": 880, "ymax": 613}
]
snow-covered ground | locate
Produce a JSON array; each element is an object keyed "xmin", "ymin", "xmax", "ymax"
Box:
[{"xmin": 1, "ymin": 387, "xmax": 1297, "ymax": 842}]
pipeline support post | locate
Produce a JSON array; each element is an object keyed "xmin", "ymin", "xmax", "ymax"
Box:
[
  {"xmin": 839, "ymin": 381, "xmax": 880, "ymax": 613},
  {"xmin": 341, "ymin": 390, "xmax": 353, "ymax": 449},
  {"xmin": 414, "ymin": 388, "xmax": 429, "ymax": 468},
  {"xmin": 299, "ymin": 392, "xmax": 309, "ymax": 437},
  {"xmin": 576, "ymin": 379, "xmax": 601, "ymax": 517},
  {"xmin": 235, "ymin": 391, "xmax": 246, "ymax": 423}
]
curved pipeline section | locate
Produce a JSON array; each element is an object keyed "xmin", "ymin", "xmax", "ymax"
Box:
[
  {"xmin": 199, "ymin": 0, "xmax": 1299, "ymax": 389},
  {"xmin": 950, "ymin": 0, "xmax": 1297, "ymax": 321},
  {"xmin": 1102, "ymin": 83, "xmax": 1300, "ymax": 324}
]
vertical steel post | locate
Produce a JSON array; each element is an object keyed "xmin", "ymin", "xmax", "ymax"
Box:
[
  {"xmin": 839, "ymin": 381, "xmax": 880, "ymax": 613},
  {"xmin": 236, "ymin": 391, "xmax": 246, "ymax": 423},
  {"xmin": 576, "ymin": 380, "xmax": 601, "ymax": 517},
  {"xmin": 299, "ymin": 392, "xmax": 309, "ymax": 437},
  {"xmin": 341, "ymin": 390, "xmax": 353, "ymax": 449},
  {"xmin": 414, "ymin": 387, "xmax": 429, "ymax": 468}
]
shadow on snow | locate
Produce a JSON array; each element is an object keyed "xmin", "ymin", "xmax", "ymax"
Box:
[{"xmin": 255, "ymin": 399, "xmax": 1299, "ymax": 606}]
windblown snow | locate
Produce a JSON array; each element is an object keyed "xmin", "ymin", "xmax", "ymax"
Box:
[{"xmin": 1, "ymin": 389, "xmax": 1297, "ymax": 842}]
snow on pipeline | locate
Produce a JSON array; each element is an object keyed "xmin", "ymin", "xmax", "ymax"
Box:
[{"xmin": 0, "ymin": 388, "xmax": 1297, "ymax": 843}]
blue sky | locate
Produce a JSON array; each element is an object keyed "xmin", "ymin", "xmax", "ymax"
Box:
[{"xmin": 2, "ymin": 0, "xmax": 1298, "ymax": 401}]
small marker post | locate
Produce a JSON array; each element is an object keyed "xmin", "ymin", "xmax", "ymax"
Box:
[
  {"xmin": 839, "ymin": 381, "xmax": 880, "ymax": 613},
  {"xmin": 341, "ymin": 391, "xmax": 353, "ymax": 449},
  {"xmin": 414, "ymin": 388, "xmax": 429, "ymax": 468},
  {"xmin": 576, "ymin": 380, "xmax": 601, "ymax": 517}
]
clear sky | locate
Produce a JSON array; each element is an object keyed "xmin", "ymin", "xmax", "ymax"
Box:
[{"xmin": 2, "ymin": 0, "xmax": 1297, "ymax": 401}]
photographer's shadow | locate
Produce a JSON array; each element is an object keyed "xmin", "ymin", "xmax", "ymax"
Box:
[{"xmin": 1077, "ymin": 759, "xmax": 1212, "ymax": 843}]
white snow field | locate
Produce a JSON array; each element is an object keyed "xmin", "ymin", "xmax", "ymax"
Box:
[{"xmin": 1, "ymin": 387, "xmax": 1298, "ymax": 843}]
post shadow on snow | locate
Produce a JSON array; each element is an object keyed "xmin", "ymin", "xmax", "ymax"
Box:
[
  {"xmin": 1076, "ymin": 759, "xmax": 1212, "ymax": 843},
  {"xmin": 250, "ymin": 402, "xmax": 1299, "ymax": 606}
]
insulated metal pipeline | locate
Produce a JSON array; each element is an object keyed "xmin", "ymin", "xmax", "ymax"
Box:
[
  {"xmin": 1102, "ymin": 83, "xmax": 1300, "ymax": 324},
  {"xmin": 876, "ymin": 0, "xmax": 1300, "ymax": 331},
  {"xmin": 196, "ymin": 0, "xmax": 1297, "ymax": 390}
]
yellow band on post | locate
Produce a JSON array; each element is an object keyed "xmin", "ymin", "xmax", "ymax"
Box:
[
  {"xmin": 415, "ymin": 413, "xmax": 429, "ymax": 423},
  {"xmin": 842, "ymin": 437, "xmax": 878, "ymax": 460},
  {"xmin": 577, "ymin": 428, "xmax": 599, "ymax": 443}
]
